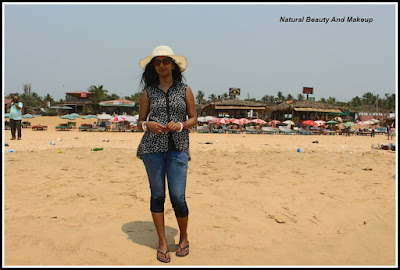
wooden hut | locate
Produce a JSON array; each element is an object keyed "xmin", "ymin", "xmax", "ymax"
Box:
[
  {"xmin": 201, "ymin": 99, "xmax": 273, "ymax": 119},
  {"xmin": 269, "ymin": 100, "xmax": 344, "ymax": 122}
]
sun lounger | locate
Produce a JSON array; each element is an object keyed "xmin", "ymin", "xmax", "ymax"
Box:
[
  {"xmin": 196, "ymin": 126, "xmax": 210, "ymax": 133},
  {"xmin": 212, "ymin": 129, "xmax": 226, "ymax": 133},
  {"xmin": 32, "ymin": 125, "xmax": 48, "ymax": 131},
  {"xmin": 298, "ymin": 128, "xmax": 313, "ymax": 135},
  {"xmin": 21, "ymin": 121, "xmax": 31, "ymax": 128},
  {"xmin": 55, "ymin": 123, "xmax": 70, "ymax": 131},
  {"xmin": 278, "ymin": 126, "xmax": 295, "ymax": 135},
  {"xmin": 228, "ymin": 129, "xmax": 241, "ymax": 134},
  {"xmin": 261, "ymin": 127, "xmax": 278, "ymax": 134},
  {"xmin": 245, "ymin": 127, "xmax": 260, "ymax": 134}
]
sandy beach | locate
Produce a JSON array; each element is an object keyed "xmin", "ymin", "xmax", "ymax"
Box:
[{"xmin": 3, "ymin": 116, "xmax": 397, "ymax": 266}]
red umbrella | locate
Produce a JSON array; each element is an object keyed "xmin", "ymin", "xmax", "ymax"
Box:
[
  {"xmin": 110, "ymin": 116, "xmax": 125, "ymax": 122},
  {"xmin": 239, "ymin": 118, "xmax": 250, "ymax": 124},
  {"xmin": 250, "ymin": 119, "xmax": 266, "ymax": 124},
  {"xmin": 213, "ymin": 118, "xmax": 230, "ymax": 124},
  {"xmin": 268, "ymin": 120, "xmax": 280, "ymax": 127},
  {"xmin": 302, "ymin": 120, "xmax": 318, "ymax": 127},
  {"xmin": 230, "ymin": 119, "xmax": 243, "ymax": 125}
]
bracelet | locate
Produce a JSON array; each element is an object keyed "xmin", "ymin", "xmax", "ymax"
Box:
[
  {"xmin": 142, "ymin": 121, "xmax": 147, "ymax": 131},
  {"xmin": 178, "ymin": 122, "xmax": 183, "ymax": 133}
]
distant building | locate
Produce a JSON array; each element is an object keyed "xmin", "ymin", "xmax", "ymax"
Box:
[
  {"xmin": 63, "ymin": 91, "xmax": 93, "ymax": 114},
  {"xmin": 99, "ymin": 99, "xmax": 137, "ymax": 115}
]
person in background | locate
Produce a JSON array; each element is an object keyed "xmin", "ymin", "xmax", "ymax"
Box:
[
  {"xmin": 386, "ymin": 124, "xmax": 391, "ymax": 140},
  {"xmin": 6, "ymin": 95, "xmax": 23, "ymax": 140}
]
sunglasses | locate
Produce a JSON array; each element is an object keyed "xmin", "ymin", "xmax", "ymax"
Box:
[{"xmin": 153, "ymin": 58, "xmax": 172, "ymax": 67}]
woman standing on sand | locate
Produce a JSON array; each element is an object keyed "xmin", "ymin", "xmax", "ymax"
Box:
[{"xmin": 136, "ymin": 45, "xmax": 197, "ymax": 263}]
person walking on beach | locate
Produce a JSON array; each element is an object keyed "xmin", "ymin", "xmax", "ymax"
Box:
[
  {"xmin": 6, "ymin": 95, "xmax": 23, "ymax": 140},
  {"xmin": 137, "ymin": 45, "xmax": 197, "ymax": 263}
]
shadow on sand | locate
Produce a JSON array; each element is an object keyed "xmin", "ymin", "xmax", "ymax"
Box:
[{"xmin": 121, "ymin": 221, "xmax": 179, "ymax": 251}]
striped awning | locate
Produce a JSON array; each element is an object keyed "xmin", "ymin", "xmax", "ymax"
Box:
[{"xmin": 294, "ymin": 108, "xmax": 342, "ymax": 113}]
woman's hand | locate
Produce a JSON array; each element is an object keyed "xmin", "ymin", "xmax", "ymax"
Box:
[
  {"xmin": 147, "ymin": 121, "xmax": 167, "ymax": 135},
  {"xmin": 166, "ymin": 121, "xmax": 181, "ymax": 132}
]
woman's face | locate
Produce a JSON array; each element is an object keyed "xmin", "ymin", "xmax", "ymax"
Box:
[{"xmin": 153, "ymin": 56, "xmax": 174, "ymax": 77}]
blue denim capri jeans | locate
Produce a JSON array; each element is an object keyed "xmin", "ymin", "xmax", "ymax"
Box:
[{"xmin": 142, "ymin": 150, "xmax": 189, "ymax": 218}]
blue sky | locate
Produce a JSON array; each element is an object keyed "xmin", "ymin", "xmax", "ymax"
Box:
[{"xmin": 3, "ymin": 3, "xmax": 397, "ymax": 102}]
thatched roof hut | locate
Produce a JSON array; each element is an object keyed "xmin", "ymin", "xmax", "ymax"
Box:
[
  {"xmin": 266, "ymin": 100, "xmax": 346, "ymax": 121},
  {"xmin": 201, "ymin": 99, "xmax": 272, "ymax": 118}
]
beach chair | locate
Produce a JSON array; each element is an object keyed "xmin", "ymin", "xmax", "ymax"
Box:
[
  {"xmin": 67, "ymin": 121, "xmax": 77, "ymax": 129},
  {"xmin": 32, "ymin": 125, "xmax": 48, "ymax": 131},
  {"xmin": 196, "ymin": 126, "xmax": 210, "ymax": 133},
  {"xmin": 278, "ymin": 126, "xmax": 295, "ymax": 135},
  {"xmin": 79, "ymin": 124, "xmax": 92, "ymax": 131},
  {"xmin": 21, "ymin": 121, "xmax": 31, "ymax": 128},
  {"xmin": 212, "ymin": 129, "xmax": 226, "ymax": 133},
  {"xmin": 298, "ymin": 128, "xmax": 313, "ymax": 135},
  {"xmin": 228, "ymin": 129, "xmax": 241, "ymax": 134},
  {"xmin": 245, "ymin": 127, "xmax": 259, "ymax": 134},
  {"xmin": 55, "ymin": 123, "xmax": 70, "ymax": 131},
  {"xmin": 261, "ymin": 127, "xmax": 278, "ymax": 134}
]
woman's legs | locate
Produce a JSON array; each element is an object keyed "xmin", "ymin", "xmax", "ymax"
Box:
[
  {"xmin": 143, "ymin": 153, "xmax": 170, "ymax": 261},
  {"xmin": 166, "ymin": 150, "xmax": 190, "ymax": 254}
]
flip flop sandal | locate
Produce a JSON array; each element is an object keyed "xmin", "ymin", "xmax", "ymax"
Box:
[
  {"xmin": 157, "ymin": 250, "xmax": 170, "ymax": 263},
  {"xmin": 176, "ymin": 241, "xmax": 189, "ymax": 257}
]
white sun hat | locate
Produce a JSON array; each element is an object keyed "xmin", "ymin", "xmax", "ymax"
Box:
[{"xmin": 139, "ymin": 45, "xmax": 188, "ymax": 72}]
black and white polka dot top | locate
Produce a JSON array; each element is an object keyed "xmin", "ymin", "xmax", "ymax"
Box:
[{"xmin": 136, "ymin": 81, "xmax": 190, "ymax": 160}]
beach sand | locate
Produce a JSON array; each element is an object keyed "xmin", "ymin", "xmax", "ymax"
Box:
[{"xmin": 3, "ymin": 116, "xmax": 397, "ymax": 266}]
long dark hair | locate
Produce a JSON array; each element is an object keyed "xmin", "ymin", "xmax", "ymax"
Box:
[{"xmin": 140, "ymin": 57, "xmax": 185, "ymax": 90}]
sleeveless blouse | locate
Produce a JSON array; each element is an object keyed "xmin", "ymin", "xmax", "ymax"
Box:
[{"xmin": 136, "ymin": 81, "xmax": 190, "ymax": 160}]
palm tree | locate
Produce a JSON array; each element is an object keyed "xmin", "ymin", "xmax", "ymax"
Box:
[
  {"xmin": 286, "ymin": 94, "xmax": 294, "ymax": 101},
  {"xmin": 88, "ymin": 85, "xmax": 109, "ymax": 114},
  {"xmin": 276, "ymin": 91, "xmax": 285, "ymax": 103},
  {"xmin": 125, "ymin": 91, "xmax": 143, "ymax": 103},
  {"xmin": 297, "ymin": 94, "xmax": 304, "ymax": 101},
  {"xmin": 208, "ymin": 94, "xmax": 218, "ymax": 103},
  {"xmin": 361, "ymin": 92, "xmax": 376, "ymax": 106},
  {"xmin": 196, "ymin": 91, "xmax": 206, "ymax": 104},
  {"xmin": 327, "ymin": 97, "xmax": 337, "ymax": 105}
]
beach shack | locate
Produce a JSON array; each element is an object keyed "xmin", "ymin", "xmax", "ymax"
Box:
[
  {"xmin": 99, "ymin": 99, "xmax": 137, "ymax": 115},
  {"xmin": 63, "ymin": 91, "xmax": 93, "ymax": 114},
  {"xmin": 270, "ymin": 100, "xmax": 344, "ymax": 122},
  {"xmin": 201, "ymin": 99, "xmax": 273, "ymax": 119}
]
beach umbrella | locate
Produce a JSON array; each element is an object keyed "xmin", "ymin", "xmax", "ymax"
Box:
[
  {"xmin": 230, "ymin": 119, "xmax": 243, "ymax": 125},
  {"xmin": 282, "ymin": 120, "xmax": 295, "ymax": 126},
  {"xmin": 362, "ymin": 120, "xmax": 376, "ymax": 125},
  {"xmin": 204, "ymin": 116, "xmax": 217, "ymax": 122},
  {"xmin": 302, "ymin": 120, "xmax": 318, "ymax": 126},
  {"xmin": 22, "ymin": 114, "xmax": 35, "ymax": 119},
  {"xmin": 251, "ymin": 119, "xmax": 267, "ymax": 124},
  {"xmin": 239, "ymin": 118, "xmax": 250, "ymax": 124},
  {"xmin": 110, "ymin": 116, "xmax": 125, "ymax": 122},
  {"xmin": 197, "ymin": 116, "xmax": 207, "ymax": 122},
  {"xmin": 70, "ymin": 113, "xmax": 81, "ymax": 118},
  {"xmin": 268, "ymin": 120, "xmax": 280, "ymax": 126},
  {"xmin": 370, "ymin": 119, "xmax": 379, "ymax": 124},
  {"xmin": 314, "ymin": 120, "xmax": 325, "ymax": 126},
  {"xmin": 124, "ymin": 116, "xmax": 137, "ymax": 122},
  {"xmin": 60, "ymin": 114, "xmax": 76, "ymax": 120},
  {"xmin": 97, "ymin": 113, "xmax": 113, "ymax": 120},
  {"xmin": 325, "ymin": 120, "xmax": 338, "ymax": 126},
  {"xmin": 213, "ymin": 118, "xmax": 230, "ymax": 124},
  {"xmin": 343, "ymin": 121, "xmax": 355, "ymax": 127},
  {"xmin": 82, "ymin": 115, "xmax": 98, "ymax": 119}
]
